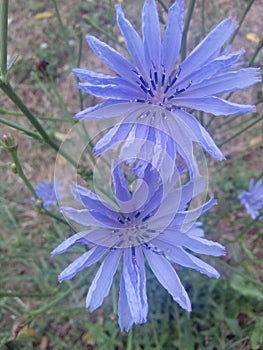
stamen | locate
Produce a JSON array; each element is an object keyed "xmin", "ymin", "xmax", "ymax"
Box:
[
  {"xmin": 135, "ymin": 99, "xmax": 147, "ymax": 103},
  {"xmin": 164, "ymin": 82, "xmax": 171, "ymax": 94},
  {"xmin": 118, "ymin": 217, "xmax": 125, "ymax": 224},
  {"xmin": 161, "ymin": 66, "xmax": 166, "ymax": 87},
  {"xmin": 167, "ymin": 81, "xmax": 192, "ymax": 100},
  {"xmin": 132, "ymin": 69, "xmax": 148, "ymax": 87},
  {"xmin": 138, "ymin": 82, "xmax": 149, "ymax": 94},
  {"xmin": 147, "ymin": 89, "xmax": 154, "ymax": 98},
  {"xmin": 170, "ymin": 66, "xmax": 181, "ymax": 88},
  {"xmin": 176, "ymin": 81, "xmax": 192, "ymax": 94},
  {"xmin": 142, "ymin": 213, "xmax": 151, "ymax": 222},
  {"xmin": 154, "ymin": 70, "xmax": 158, "ymax": 85},
  {"xmin": 135, "ymin": 211, "xmax": 141, "ymax": 218}
]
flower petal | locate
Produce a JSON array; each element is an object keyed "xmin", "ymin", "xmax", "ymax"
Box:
[
  {"xmin": 86, "ymin": 249, "xmax": 122, "ymax": 311},
  {"xmin": 72, "ymin": 184, "xmax": 117, "ymax": 217},
  {"xmin": 51, "ymin": 233, "xmax": 90, "ymax": 256},
  {"xmin": 116, "ymin": 4, "xmax": 148, "ymax": 78},
  {"xmin": 94, "ymin": 122, "xmax": 133, "ymax": 155},
  {"xmin": 175, "ymin": 96, "xmax": 256, "ymax": 115},
  {"xmin": 153, "ymin": 240, "xmax": 220, "ymax": 278},
  {"xmin": 87, "ymin": 35, "xmax": 135, "ymax": 81},
  {"xmin": 184, "ymin": 68, "xmax": 261, "ymax": 98},
  {"xmin": 162, "ymin": 0, "xmax": 184, "ymax": 76},
  {"xmin": 144, "ymin": 248, "xmax": 191, "ymax": 311},
  {"xmin": 81, "ymin": 227, "xmax": 120, "ymax": 247},
  {"xmin": 112, "ymin": 161, "xmax": 131, "ymax": 202},
  {"xmin": 58, "ymin": 245, "xmax": 108, "ymax": 281},
  {"xmin": 60, "ymin": 207, "xmax": 109, "ymax": 227},
  {"xmin": 142, "ymin": 0, "xmax": 161, "ymax": 71},
  {"xmin": 172, "ymin": 109, "xmax": 225, "ymax": 160},
  {"xmin": 75, "ymin": 101, "xmax": 145, "ymax": 120},
  {"xmin": 180, "ymin": 18, "xmax": 236, "ymax": 80},
  {"xmin": 118, "ymin": 274, "xmax": 134, "ymax": 331},
  {"xmin": 179, "ymin": 49, "xmax": 245, "ymax": 85},
  {"xmin": 78, "ymin": 82, "xmax": 143, "ymax": 100},
  {"xmin": 72, "ymin": 68, "xmax": 121, "ymax": 85},
  {"xmin": 160, "ymin": 230, "xmax": 226, "ymax": 256},
  {"xmin": 122, "ymin": 247, "xmax": 148, "ymax": 324}
]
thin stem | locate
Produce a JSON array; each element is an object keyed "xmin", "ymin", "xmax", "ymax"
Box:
[
  {"xmin": 0, "ymin": 291, "xmax": 57, "ymax": 298},
  {"xmin": 0, "ymin": 117, "xmax": 42, "ymax": 140},
  {"xmin": 25, "ymin": 276, "xmax": 86, "ymax": 322},
  {"xmin": 41, "ymin": 208, "xmax": 68, "ymax": 225},
  {"xmin": 201, "ymin": 0, "xmax": 205, "ymax": 37},
  {"xmin": 84, "ymin": 16, "xmax": 124, "ymax": 49},
  {"xmin": 50, "ymin": 0, "xmax": 75, "ymax": 65},
  {"xmin": 218, "ymin": 114, "xmax": 263, "ymax": 146},
  {"xmin": 0, "ymin": 0, "xmax": 8, "ymax": 81},
  {"xmin": 158, "ymin": 0, "xmax": 168, "ymax": 12},
  {"xmin": 0, "ymin": 107, "xmax": 74, "ymax": 122},
  {"xmin": 76, "ymin": 29, "xmax": 84, "ymax": 110},
  {"xmin": 247, "ymin": 39, "xmax": 263, "ymax": 67},
  {"xmin": 218, "ymin": 259, "xmax": 263, "ymax": 289},
  {"xmin": 47, "ymin": 72, "xmax": 72, "ymax": 120},
  {"xmin": 127, "ymin": 328, "xmax": 133, "ymax": 350},
  {"xmin": 229, "ymin": 0, "xmax": 256, "ymax": 44},
  {"xmin": 0, "ymin": 81, "xmax": 78, "ymax": 167},
  {"xmin": 181, "ymin": 0, "xmax": 196, "ymax": 61},
  {"xmin": 7, "ymin": 143, "xmax": 38, "ymax": 199}
]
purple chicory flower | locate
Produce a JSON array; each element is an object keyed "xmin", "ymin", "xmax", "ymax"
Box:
[
  {"xmin": 52, "ymin": 163, "xmax": 225, "ymax": 331},
  {"xmin": 73, "ymin": 0, "xmax": 260, "ymax": 164},
  {"xmin": 238, "ymin": 178, "xmax": 263, "ymax": 219},
  {"xmin": 32, "ymin": 178, "xmax": 62, "ymax": 210}
]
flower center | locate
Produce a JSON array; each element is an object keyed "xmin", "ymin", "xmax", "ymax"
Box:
[
  {"xmin": 132, "ymin": 64, "xmax": 192, "ymax": 112},
  {"xmin": 112, "ymin": 212, "xmax": 160, "ymax": 248}
]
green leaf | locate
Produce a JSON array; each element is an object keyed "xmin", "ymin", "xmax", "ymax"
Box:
[
  {"xmin": 230, "ymin": 275, "xmax": 263, "ymax": 300},
  {"xmin": 250, "ymin": 317, "xmax": 263, "ymax": 350}
]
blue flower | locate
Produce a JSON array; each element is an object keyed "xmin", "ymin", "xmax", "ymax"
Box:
[
  {"xmin": 32, "ymin": 178, "xmax": 62, "ymax": 210},
  {"xmin": 238, "ymin": 178, "xmax": 263, "ymax": 219},
  {"xmin": 73, "ymin": 0, "xmax": 260, "ymax": 162},
  {"xmin": 52, "ymin": 163, "xmax": 225, "ymax": 331}
]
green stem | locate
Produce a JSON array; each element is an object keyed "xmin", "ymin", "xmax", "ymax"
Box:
[
  {"xmin": 7, "ymin": 143, "xmax": 38, "ymax": 199},
  {"xmin": 218, "ymin": 114, "xmax": 263, "ymax": 146},
  {"xmin": 201, "ymin": 0, "xmax": 205, "ymax": 36},
  {"xmin": 181, "ymin": 0, "xmax": 196, "ymax": 61},
  {"xmin": 227, "ymin": 214, "xmax": 261, "ymax": 244},
  {"xmin": 127, "ymin": 328, "xmax": 133, "ymax": 350},
  {"xmin": 47, "ymin": 72, "xmax": 72, "ymax": 120},
  {"xmin": 0, "ymin": 117, "xmax": 42, "ymax": 140},
  {"xmin": 218, "ymin": 259, "xmax": 263, "ymax": 288},
  {"xmin": 158, "ymin": 0, "xmax": 168, "ymax": 12},
  {"xmin": 25, "ymin": 276, "xmax": 86, "ymax": 321},
  {"xmin": 76, "ymin": 30, "xmax": 84, "ymax": 110},
  {"xmin": 0, "ymin": 0, "xmax": 8, "ymax": 81},
  {"xmin": 84, "ymin": 16, "xmax": 124, "ymax": 49},
  {"xmin": 229, "ymin": 0, "xmax": 256, "ymax": 44},
  {"xmin": 50, "ymin": 0, "xmax": 75, "ymax": 65},
  {"xmin": 0, "ymin": 107, "xmax": 73, "ymax": 122},
  {"xmin": 41, "ymin": 208, "xmax": 68, "ymax": 225},
  {"xmin": 247, "ymin": 39, "xmax": 263, "ymax": 67},
  {"xmin": 0, "ymin": 291, "xmax": 57, "ymax": 298},
  {"xmin": 0, "ymin": 81, "xmax": 78, "ymax": 167}
]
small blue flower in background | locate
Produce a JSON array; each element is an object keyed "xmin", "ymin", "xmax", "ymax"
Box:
[
  {"xmin": 238, "ymin": 178, "xmax": 263, "ymax": 219},
  {"xmin": 32, "ymin": 178, "xmax": 62, "ymax": 210},
  {"xmin": 73, "ymin": 0, "xmax": 260, "ymax": 162},
  {"xmin": 52, "ymin": 163, "xmax": 225, "ymax": 331}
]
